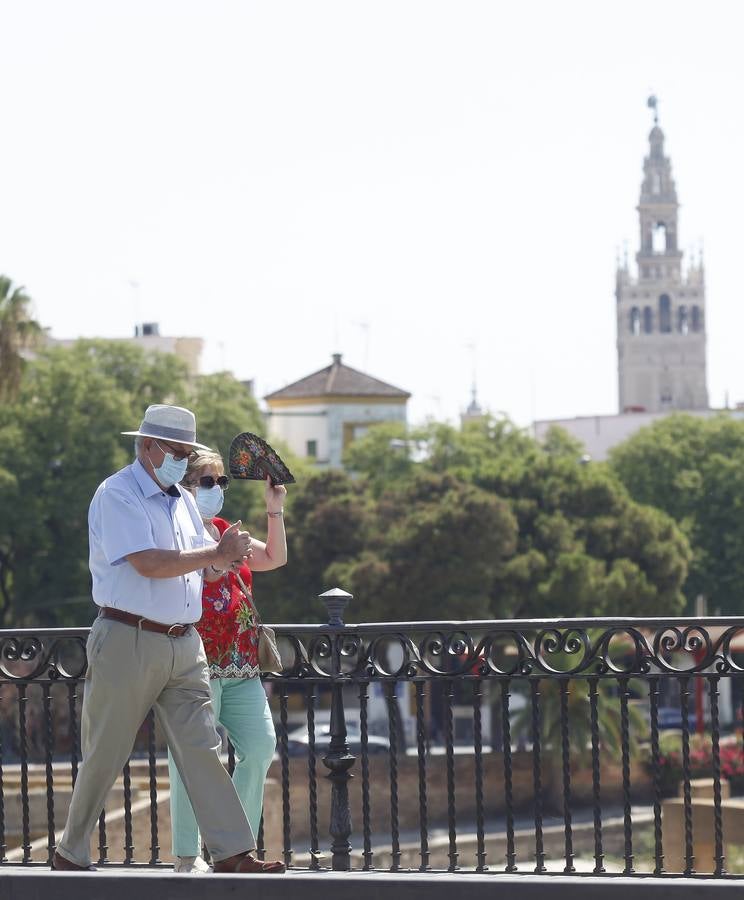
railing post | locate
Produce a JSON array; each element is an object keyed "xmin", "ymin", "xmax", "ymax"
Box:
[{"xmin": 320, "ymin": 588, "xmax": 355, "ymax": 872}]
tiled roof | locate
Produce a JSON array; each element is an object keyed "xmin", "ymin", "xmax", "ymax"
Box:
[{"xmin": 265, "ymin": 354, "xmax": 410, "ymax": 401}]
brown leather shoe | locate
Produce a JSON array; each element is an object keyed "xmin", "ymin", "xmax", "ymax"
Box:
[
  {"xmin": 51, "ymin": 851, "xmax": 97, "ymax": 871},
  {"xmin": 213, "ymin": 851, "xmax": 285, "ymax": 874}
]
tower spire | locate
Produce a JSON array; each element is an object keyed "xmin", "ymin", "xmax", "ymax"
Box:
[{"xmin": 647, "ymin": 94, "xmax": 659, "ymax": 125}]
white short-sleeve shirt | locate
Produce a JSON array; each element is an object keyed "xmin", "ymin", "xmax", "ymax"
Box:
[{"xmin": 88, "ymin": 459, "xmax": 207, "ymax": 624}]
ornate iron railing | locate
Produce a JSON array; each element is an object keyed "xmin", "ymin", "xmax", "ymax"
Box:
[{"xmin": 2, "ymin": 593, "xmax": 744, "ymax": 879}]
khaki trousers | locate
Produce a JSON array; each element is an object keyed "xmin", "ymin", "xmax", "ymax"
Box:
[{"xmin": 57, "ymin": 616, "xmax": 255, "ymax": 867}]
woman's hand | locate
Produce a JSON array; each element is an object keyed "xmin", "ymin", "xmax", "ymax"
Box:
[{"xmin": 265, "ymin": 477, "xmax": 287, "ymax": 514}]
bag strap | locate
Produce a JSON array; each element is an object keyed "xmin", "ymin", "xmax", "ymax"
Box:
[{"xmin": 234, "ymin": 571, "xmax": 264, "ymax": 627}]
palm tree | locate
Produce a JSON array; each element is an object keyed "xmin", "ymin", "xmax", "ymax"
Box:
[
  {"xmin": 513, "ymin": 677, "xmax": 647, "ymax": 762},
  {"xmin": 0, "ymin": 275, "xmax": 42, "ymax": 402},
  {"xmin": 511, "ymin": 674, "xmax": 648, "ymax": 810}
]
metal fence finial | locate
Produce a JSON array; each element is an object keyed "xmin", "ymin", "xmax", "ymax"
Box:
[{"xmin": 319, "ymin": 588, "xmax": 352, "ymax": 627}]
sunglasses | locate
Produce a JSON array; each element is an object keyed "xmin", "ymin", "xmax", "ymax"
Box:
[{"xmin": 198, "ymin": 475, "xmax": 230, "ymax": 490}]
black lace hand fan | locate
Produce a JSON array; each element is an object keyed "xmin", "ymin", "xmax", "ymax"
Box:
[{"xmin": 228, "ymin": 432, "xmax": 296, "ymax": 486}]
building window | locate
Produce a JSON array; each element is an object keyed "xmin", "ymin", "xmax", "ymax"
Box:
[
  {"xmin": 306, "ymin": 440, "xmax": 317, "ymax": 458},
  {"xmin": 652, "ymin": 173, "xmax": 662, "ymax": 194},
  {"xmin": 691, "ymin": 305, "xmax": 702, "ymax": 332},
  {"xmin": 678, "ymin": 305, "xmax": 689, "ymax": 335},
  {"xmin": 659, "ymin": 294, "xmax": 672, "ymax": 333},
  {"xmin": 652, "ymin": 222, "xmax": 667, "ymax": 253},
  {"xmin": 630, "ymin": 307, "xmax": 641, "ymax": 335},
  {"xmin": 643, "ymin": 306, "xmax": 653, "ymax": 334}
]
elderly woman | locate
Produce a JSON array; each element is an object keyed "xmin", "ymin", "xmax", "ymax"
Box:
[{"xmin": 168, "ymin": 448, "xmax": 287, "ymax": 873}]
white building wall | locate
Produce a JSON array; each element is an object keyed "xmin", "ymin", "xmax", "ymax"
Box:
[
  {"xmin": 265, "ymin": 405, "xmax": 330, "ymax": 462},
  {"xmin": 326, "ymin": 403, "xmax": 407, "ymax": 468},
  {"xmin": 534, "ymin": 409, "xmax": 744, "ymax": 462},
  {"xmin": 266, "ymin": 401, "xmax": 407, "ymax": 467}
]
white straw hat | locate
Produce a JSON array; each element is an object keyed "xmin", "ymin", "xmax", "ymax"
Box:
[{"xmin": 122, "ymin": 404, "xmax": 212, "ymax": 449}]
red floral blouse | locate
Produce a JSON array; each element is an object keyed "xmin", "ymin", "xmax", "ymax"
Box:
[{"xmin": 196, "ymin": 517, "xmax": 260, "ymax": 679}]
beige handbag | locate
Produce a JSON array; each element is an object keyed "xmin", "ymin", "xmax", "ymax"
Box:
[{"xmin": 235, "ymin": 572, "xmax": 283, "ymax": 673}]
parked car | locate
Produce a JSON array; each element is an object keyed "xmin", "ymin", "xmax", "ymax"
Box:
[
  {"xmin": 285, "ymin": 723, "xmax": 389, "ymax": 757},
  {"xmin": 656, "ymin": 706, "xmax": 698, "ymax": 730}
]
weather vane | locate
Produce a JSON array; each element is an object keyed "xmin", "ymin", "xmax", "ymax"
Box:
[{"xmin": 647, "ymin": 94, "xmax": 659, "ymax": 125}]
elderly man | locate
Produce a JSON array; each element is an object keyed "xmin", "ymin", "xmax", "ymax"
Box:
[{"xmin": 53, "ymin": 405, "xmax": 284, "ymax": 874}]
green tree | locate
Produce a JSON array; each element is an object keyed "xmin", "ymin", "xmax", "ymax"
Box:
[
  {"xmin": 0, "ymin": 348, "xmax": 133, "ymax": 625},
  {"xmin": 0, "ymin": 340, "xmax": 274, "ymax": 626},
  {"xmin": 0, "ymin": 275, "xmax": 42, "ymax": 402},
  {"xmin": 342, "ymin": 417, "xmax": 690, "ymax": 620},
  {"xmin": 254, "ymin": 469, "xmax": 373, "ymax": 623},
  {"xmin": 343, "ymin": 420, "xmax": 415, "ymax": 496},
  {"xmin": 610, "ymin": 413, "xmax": 744, "ymax": 613},
  {"xmin": 329, "ymin": 471, "xmax": 518, "ymax": 621}
]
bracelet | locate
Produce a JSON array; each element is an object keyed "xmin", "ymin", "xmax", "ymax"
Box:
[{"xmin": 267, "ymin": 509, "xmax": 284, "ymax": 518}]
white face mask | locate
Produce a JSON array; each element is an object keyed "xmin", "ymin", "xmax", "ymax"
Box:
[
  {"xmin": 195, "ymin": 484, "xmax": 224, "ymax": 519},
  {"xmin": 151, "ymin": 442, "xmax": 189, "ymax": 488}
]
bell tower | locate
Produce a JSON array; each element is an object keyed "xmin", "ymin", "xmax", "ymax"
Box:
[{"xmin": 616, "ymin": 97, "xmax": 708, "ymax": 413}]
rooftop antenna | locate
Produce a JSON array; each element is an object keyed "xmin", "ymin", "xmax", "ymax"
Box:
[
  {"xmin": 128, "ymin": 280, "xmax": 141, "ymax": 334},
  {"xmin": 647, "ymin": 94, "xmax": 659, "ymax": 125}
]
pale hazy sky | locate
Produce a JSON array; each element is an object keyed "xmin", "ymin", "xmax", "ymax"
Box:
[{"xmin": 2, "ymin": 1, "xmax": 743, "ymax": 426}]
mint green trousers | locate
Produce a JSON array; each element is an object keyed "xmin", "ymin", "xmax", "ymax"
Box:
[{"xmin": 168, "ymin": 676, "xmax": 276, "ymax": 857}]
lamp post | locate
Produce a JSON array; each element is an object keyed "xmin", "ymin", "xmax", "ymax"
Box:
[{"xmin": 319, "ymin": 588, "xmax": 355, "ymax": 871}]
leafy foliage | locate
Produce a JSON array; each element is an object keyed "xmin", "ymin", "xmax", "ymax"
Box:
[
  {"xmin": 0, "ymin": 341, "xmax": 265, "ymax": 625},
  {"xmin": 0, "ymin": 275, "xmax": 42, "ymax": 403},
  {"xmin": 610, "ymin": 414, "xmax": 744, "ymax": 613},
  {"xmin": 0, "ymin": 326, "xmax": 693, "ymax": 628},
  {"xmin": 327, "ymin": 471, "xmax": 517, "ymax": 621},
  {"xmin": 336, "ymin": 417, "xmax": 690, "ymax": 621}
]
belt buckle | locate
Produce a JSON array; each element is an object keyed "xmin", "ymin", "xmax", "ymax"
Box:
[{"xmin": 167, "ymin": 623, "xmax": 185, "ymax": 637}]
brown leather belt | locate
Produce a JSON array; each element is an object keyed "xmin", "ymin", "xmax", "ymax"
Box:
[{"xmin": 98, "ymin": 606, "xmax": 192, "ymax": 637}]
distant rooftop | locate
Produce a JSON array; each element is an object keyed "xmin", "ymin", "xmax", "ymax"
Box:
[{"xmin": 265, "ymin": 353, "xmax": 410, "ymax": 402}]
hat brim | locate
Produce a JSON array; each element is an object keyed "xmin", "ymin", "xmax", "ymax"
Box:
[{"xmin": 121, "ymin": 430, "xmax": 212, "ymax": 451}]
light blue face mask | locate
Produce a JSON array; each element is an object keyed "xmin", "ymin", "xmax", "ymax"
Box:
[
  {"xmin": 195, "ymin": 484, "xmax": 225, "ymax": 519},
  {"xmin": 151, "ymin": 441, "xmax": 189, "ymax": 488}
]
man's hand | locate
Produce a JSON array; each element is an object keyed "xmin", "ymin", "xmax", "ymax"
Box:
[{"xmin": 216, "ymin": 521, "xmax": 253, "ymax": 569}]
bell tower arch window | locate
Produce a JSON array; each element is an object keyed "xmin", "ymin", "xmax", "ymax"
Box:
[
  {"xmin": 678, "ymin": 305, "xmax": 689, "ymax": 335},
  {"xmin": 630, "ymin": 307, "xmax": 641, "ymax": 335},
  {"xmin": 652, "ymin": 223, "xmax": 667, "ymax": 253},
  {"xmin": 643, "ymin": 306, "xmax": 653, "ymax": 334},
  {"xmin": 691, "ymin": 305, "xmax": 702, "ymax": 333},
  {"xmin": 659, "ymin": 294, "xmax": 672, "ymax": 333}
]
